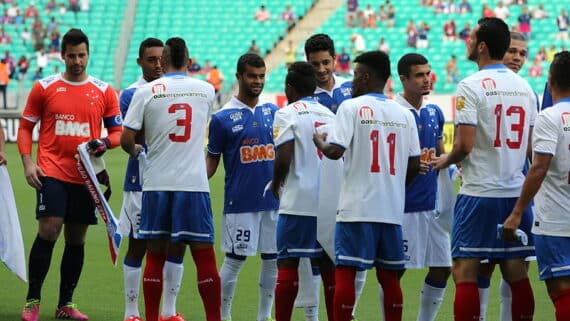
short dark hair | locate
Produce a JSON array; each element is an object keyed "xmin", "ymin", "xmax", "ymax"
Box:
[
  {"xmin": 139, "ymin": 37, "xmax": 163, "ymax": 58},
  {"xmin": 236, "ymin": 53, "xmax": 265, "ymax": 74},
  {"xmin": 304, "ymin": 34, "xmax": 335, "ymax": 59},
  {"xmin": 510, "ymin": 31, "xmax": 526, "ymax": 42},
  {"xmin": 61, "ymin": 28, "xmax": 89, "ymax": 54},
  {"xmin": 550, "ymin": 51, "xmax": 570, "ymax": 92},
  {"xmin": 397, "ymin": 53, "xmax": 428, "ymax": 78},
  {"xmin": 354, "ymin": 50, "xmax": 391, "ymax": 84},
  {"xmin": 286, "ymin": 61, "xmax": 316, "ymax": 96},
  {"xmin": 164, "ymin": 37, "xmax": 188, "ymax": 69},
  {"xmin": 476, "ymin": 17, "xmax": 510, "ymax": 60}
]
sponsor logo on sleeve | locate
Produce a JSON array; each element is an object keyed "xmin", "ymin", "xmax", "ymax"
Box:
[{"xmin": 456, "ymin": 96, "xmax": 465, "ymax": 111}]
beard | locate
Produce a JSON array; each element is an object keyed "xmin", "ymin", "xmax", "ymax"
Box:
[{"xmin": 468, "ymin": 47, "xmax": 478, "ymax": 62}]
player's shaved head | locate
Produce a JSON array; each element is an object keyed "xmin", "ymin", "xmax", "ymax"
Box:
[
  {"xmin": 62, "ymin": 28, "xmax": 89, "ymax": 54},
  {"xmin": 163, "ymin": 37, "xmax": 189, "ymax": 69},
  {"xmin": 398, "ymin": 53, "xmax": 428, "ymax": 78},
  {"xmin": 237, "ymin": 53, "xmax": 265, "ymax": 74},
  {"xmin": 475, "ymin": 17, "xmax": 510, "ymax": 60},
  {"xmin": 286, "ymin": 61, "xmax": 316, "ymax": 98},
  {"xmin": 304, "ymin": 33, "xmax": 335, "ymax": 59},
  {"xmin": 139, "ymin": 37, "xmax": 163, "ymax": 58},
  {"xmin": 549, "ymin": 51, "xmax": 570, "ymax": 92},
  {"xmin": 354, "ymin": 50, "xmax": 391, "ymax": 84}
]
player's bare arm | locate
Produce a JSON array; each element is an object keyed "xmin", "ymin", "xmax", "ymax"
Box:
[
  {"xmin": 406, "ymin": 156, "xmax": 421, "ymax": 186},
  {"xmin": 120, "ymin": 127, "xmax": 144, "ymax": 159},
  {"xmin": 17, "ymin": 118, "xmax": 45, "ymax": 188},
  {"xmin": 0, "ymin": 123, "xmax": 6, "ymax": 165},
  {"xmin": 432, "ymin": 124, "xmax": 475, "ymax": 170},
  {"xmin": 313, "ymin": 131, "xmax": 344, "ymax": 160},
  {"xmin": 205, "ymin": 153, "xmax": 221, "ymax": 179},
  {"xmin": 271, "ymin": 141, "xmax": 294, "ymax": 199},
  {"xmin": 526, "ymin": 126, "xmax": 534, "ymax": 161},
  {"xmin": 502, "ymin": 153, "xmax": 552, "ymax": 242}
]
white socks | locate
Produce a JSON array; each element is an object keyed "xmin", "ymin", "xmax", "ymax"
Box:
[
  {"xmin": 479, "ymin": 286, "xmax": 490, "ymax": 321},
  {"xmin": 258, "ymin": 258, "xmax": 277, "ymax": 321},
  {"xmin": 499, "ymin": 279, "xmax": 513, "ymax": 321},
  {"xmin": 416, "ymin": 282, "xmax": 445, "ymax": 321},
  {"xmin": 352, "ymin": 270, "xmax": 367, "ymax": 317},
  {"xmin": 161, "ymin": 260, "xmax": 184, "ymax": 318},
  {"xmin": 123, "ymin": 263, "xmax": 142, "ymax": 318},
  {"xmin": 220, "ymin": 256, "xmax": 245, "ymax": 320}
]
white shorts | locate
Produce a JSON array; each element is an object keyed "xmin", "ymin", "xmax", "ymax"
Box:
[
  {"xmin": 118, "ymin": 191, "xmax": 143, "ymax": 239},
  {"xmin": 402, "ymin": 210, "xmax": 452, "ymax": 269},
  {"xmin": 221, "ymin": 210, "xmax": 278, "ymax": 256}
]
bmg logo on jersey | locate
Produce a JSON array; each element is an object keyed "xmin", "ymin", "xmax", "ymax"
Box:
[
  {"xmin": 54, "ymin": 114, "xmax": 90, "ymax": 137},
  {"xmin": 240, "ymin": 143, "xmax": 275, "ymax": 163}
]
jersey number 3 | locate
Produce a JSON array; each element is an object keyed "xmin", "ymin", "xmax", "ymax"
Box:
[
  {"xmin": 168, "ymin": 103, "xmax": 192, "ymax": 142},
  {"xmin": 370, "ymin": 130, "xmax": 396, "ymax": 174}
]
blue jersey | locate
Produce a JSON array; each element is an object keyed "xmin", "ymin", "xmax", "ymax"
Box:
[
  {"xmin": 395, "ymin": 95, "xmax": 445, "ymax": 212},
  {"xmin": 208, "ymin": 96, "xmax": 280, "ymax": 214},
  {"xmin": 313, "ymin": 75, "xmax": 352, "ymax": 113},
  {"xmin": 542, "ymin": 83, "xmax": 553, "ymax": 110},
  {"xmin": 120, "ymin": 78, "xmax": 147, "ymax": 192}
]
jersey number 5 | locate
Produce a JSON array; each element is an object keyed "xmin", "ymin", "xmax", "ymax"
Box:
[
  {"xmin": 494, "ymin": 104, "xmax": 526, "ymax": 149},
  {"xmin": 168, "ymin": 103, "xmax": 192, "ymax": 142},
  {"xmin": 370, "ymin": 130, "xmax": 396, "ymax": 174}
]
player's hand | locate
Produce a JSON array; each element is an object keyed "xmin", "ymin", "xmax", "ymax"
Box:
[
  {"xmin": 131, "ymin": 144, "xmax": 144, "ymax": 159},
  {"xmin": 312, "ymin": 131, "xmax": 328, "ymax": 149},
  {"xmin": 23, "ymin": 162, "xmax": 45, "ymax": 189},
  {"xmin": 502, "ymin": 213, "xmax": 522, "ymax": 242},
  {"xmin": 431, "ymin": 153, "xmax": 449, "ymax": 170},
  {"xmin": 269, "ymin": 181, "xmax": 281, "ymax": 200},
  {"xmin": 86, "ymin": 138, "xmax": 109, "ymax": 157},
  {"xmin": 0, "ymin": 151, "xmax": 6, "ymax": 166},
  {"xmin": 419, "ymin": 160, "xmax": 430, "ymax": 175}
]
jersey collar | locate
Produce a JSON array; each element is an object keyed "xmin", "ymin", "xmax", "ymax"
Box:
[
  {"xmin": 224, "ymin": 96, "xmax": 265, "ymax": 113},
  {"xmin": 482, "ymin": 64, "xmax": 507, "ymax": 70},
  {"xmin": 164, "ymin": 72, "xmax": 187, "ymax": 77},
  {"xmin": 557, "ymin": 97, "xmax": 570, "ymax": 103},
  {"xmin": 395, "ymin": 93, "xmax": 426, "ymax": 111},
  {"xmin": 314, "ymin": 74, "xmax": 348, "ymax": 95}
]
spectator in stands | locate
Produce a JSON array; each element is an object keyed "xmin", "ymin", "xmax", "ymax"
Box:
[
  {"xmin": 33, "ymin": 48, "xmax": 48, "ymax": 71},
  {"xmin": 556, "ymin": 9, "xmax": 569, "ymax": 42},
  {"xmin": 528, "ymin": 56, "xmax": 542, "ymax": 78},
  {"xmin": 531, "ymin": 3, "xmax": 548, "ymax": 19},
  {"xmin": 494, "ymin": 1, "xmax": 510, "ymax": 20},
  {"xmin": 69, "ymin": 0, "xmax": 80, "ymax": 22},
  {"xmin": 443, "ymin": 19, "xmax": 457, "ymax": 41},
  {"xmin": 546, "ymin": 44, "xmax": 557, "ymax": 62},
  {"xmin": 0, "ymin": 59, "xmax": 8, "ymax": 109},
  {"xmin": 378, "ymin": 37, "xmax": 390, "ymax": 54},
  {"xmin": 6, "ymin": 2, "xmax": 18, "ymax": 20},
  {"xmin": 378, "ymin": 4, "xmax": 387, "ymax": 23},
  {"xmin": 346, "ymin": 0, "xmax": 358, "ymax": 27},
  {"xmin": 420, "ymin": 0, "xmax": 434, "ymax": 6},
  {"xmin": 46, "ymin": 0, "xmax": 57, "ymax": 13},
  {"xmin": 459, "ymin": 22, "xmax": 471, "ymax": 42},
  {"xmin": 433, "ymin": 0, "xmax": 447, "ymax": 14},
  {"xmin": 1, "ymin": 9, "xmax": 10, "ymax": 24},
  {"xmin": 46, "ymin": 17, "xmax": 58, "ymax": 35},
  {"xmin": 444, "ymin": 0, "xmax": 458, "ymax": 14},
  {"xmin": 417, "ymin": 21, "xmax": 431, "ymax": 48},
  {"xmin": 386, "ymin": 4, "xmax": 395, "ymax": 28},
  {"xmin": 337, "ymin": 48, "xmax": 351, "ymax": 76},
  {"xmin": 80, "ymin": 0, "xmax": 89, "ymax": 12},
  {"xmin": 354, "ymin": 9, "xmax": 366, "ymax": 28},
  {"xmin": 31, "ymin": 16, "xmax": 44, "ymax": 50},
  {"xmin": 459, "ymin": 0, "xmax": 472, "ymax": 14},
  {"xmin": 58, "ymin": 3, "xmax": 66, "ymax": 15},
  {"xmin": 17, "ymin": 55, "xmax": 29, "ymax": 81},
  {"xmin": 281, "ymin": 5, "xmax": 296, "ymax": 27},
  {"xmin": 4, "ymin": 50, "xmax": 15, "ymax": 79},
  {"xmin": 31, "ymin": 67, "xmax": 42, "ymax": 81},
  {"xmin": 482, "ymin": 4, "xmax": 494, "ymax": 18},
  {"xmin": 363, "ymin": 4, "xmax": 377, "ymax": 28},
  {"xmin": 0, "ymin": 28, "xmax": 11, "ymax": 44},
  {"xmin": 201, "ymin": 59, "xmax": 212, "ymax": 74},
  {"xmin": 518, "ymin": 6, "xmax": 531, "ymax": 39},
  {"xmin": 25, "ymin": 2, "xmax": 38, "ymax": 18},
  {"xmin": 248, "ymin": 40, "xmax": 261, "ymax": 55},
  {"xmin": 13, "ymin": 8, "xmax": 23, "ymax": 24},
  {"xmin": 537, "ymin": 45, "xmax": 547, "ymax": 61},
  {"xmin": 284, "ymin": 40, "xmax": 296, "ymax": 68},
  {"xmin": 48, "ymin": 29, "xmax": 60, "ymax": 53},
  {"xmin": 206, "ymin": 65, "xmax": 223, "ymax": 106},
  {"xmin": 445, "ymin": 54, "xmax": 459, "ymax": 83},
  {"xmin": 350, "ymin": 31, "xmax": 365, "ymax": 56},
  {"xmin": 255, "ymin": 5, "xmax": 270, "ymax": 22},
  {"xmin": 21, "ymin": 27, "xmax": 30, "ymax": 47},
  {"xmin": 188, "ymin": 57, "xmax": 201, "ymax": 74},
  {"xmin": 429, "ymin": 64, "xmax": 437, "ymax": 92},
  {"xmin": 406, "ymin": 19, "xmax": 418, "ymax": 48}
]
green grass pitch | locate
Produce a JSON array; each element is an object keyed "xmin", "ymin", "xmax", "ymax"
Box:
[{"xmin": 0, "ymin": 143, "xmax": 554, "ymax": 320}]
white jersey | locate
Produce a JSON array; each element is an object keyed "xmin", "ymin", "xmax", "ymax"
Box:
[
  {"xmin": 273, "ymin": 97, "xmax": 336, "ymax": 216},
  {"xmin": 329, "ymin": 93, "xmax": 421, "ymax": 224},
  {"xmin": 455, "ymin": 64, "xmax": 537, "ymax": 197},
  {"xmin": 123, "ymin": 72, "xmax": 215, "ymax": 192},
  {"xmin": 531, "ymin": 98, "xmax": 570, "ymax": 237}
]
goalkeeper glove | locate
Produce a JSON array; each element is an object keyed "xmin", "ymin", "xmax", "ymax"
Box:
[{"xmin": 86, "ymin": 138, "xmax": 110, "ymax": 157}]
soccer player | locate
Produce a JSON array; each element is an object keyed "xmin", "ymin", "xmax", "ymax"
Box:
[
  {"xmin": 395, "ymin": 53, "xmax": 450, "ymax": 321},
  {"xmin": 270, "ymin": 61, "xmax": 336, "ymax": 321},
  {"xmin": 502, "ymin": 50, "xmax": 570, "ymax": 321},
  {"xmin": 17, "ymin": 28, "xmax": 122, "ymax": 321},
  {"xmin": 432, "ymin": 18, "xmax": 537, "ymax": 321},
  {"xmin": 118, "ymin": 38, "xmax": 187, "ymax": 321},
  {"xmin": 206, "ymin": 53, "xmax": 279, "ymax": 321},
  {"xmin": 314, "ymin": 50, "xmax": 421, "ymax": 321},
  {"xmin": 121, "ymin": 37, "xmax": 221, "ymax": 321},
  {"xmin": 0, "ymin": 121, "xmax": 5, "ymax": 165}
]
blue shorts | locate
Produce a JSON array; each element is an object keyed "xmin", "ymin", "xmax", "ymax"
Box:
[
  {"xmin": 535, "ymin": 234, "xmax": 570, "ymax": 281},
  {"xmin": 276, "ymin": 214, "xmax": 323, "ymax": 259},
  {"xmin": 335, "ymin": 222, "xmax": 405, "ymax": 270},
  {"xmin": 452, "ymin": 194, "xmax": 534, "ymax": 259},
  {"xmin": 140, "ymin": 191, "xmax": 214, "ymax": 243},
  {"xmin": 36, "ymin": 176, "xmax": 97, "ymax": 225}
]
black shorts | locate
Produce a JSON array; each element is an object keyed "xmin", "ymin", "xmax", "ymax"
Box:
[{"xmin": 36, "ymin": 177, "xmax": 97, "ymax": 225}]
